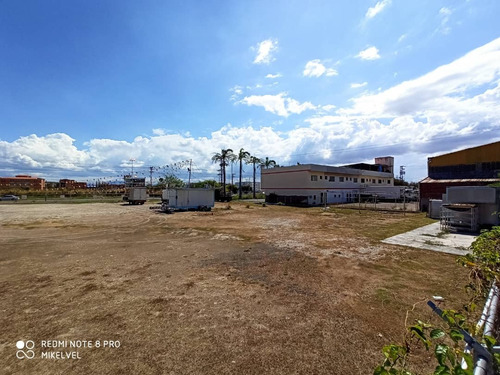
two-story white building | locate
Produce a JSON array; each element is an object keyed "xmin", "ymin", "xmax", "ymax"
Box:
[{"xmin": 261, "ymin": 157, "xmax": 396, "ymax": 205}]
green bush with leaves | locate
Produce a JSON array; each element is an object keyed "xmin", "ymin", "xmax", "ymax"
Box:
[{"xmin": 374, "ymin": 227, "xmax": 500, "ymax": 375}]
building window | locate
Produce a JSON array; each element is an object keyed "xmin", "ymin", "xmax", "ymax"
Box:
[
  {"xmin": 361, "ymin": 178, "xmax": 365, "ymax": 183},
  {"xmin": 320, "ymin": 176, "xmax": 323, "ymax": 179},
  {"xmin": 329, "ymin": 176, "xmax": 335, "ymax": 182},
  {"xmin": 311, "ymin": 175, "xmax": 318, "ymax": 181},
  {"xmin": 378, "ymin": 179, "xmax": 382, "ymax": 184},
  {"xmin": 354, "ymin": 178, "xmax": 358, "ymax": 183},
  {"xmin": 387, "ymin": 180, "xmax": 391, "ymax": 184},
  {"xmin": 339, "ymin": 177, "xmax": 344, "ymax": 182}
]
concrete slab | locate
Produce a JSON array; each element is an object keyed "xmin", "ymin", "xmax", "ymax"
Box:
[{"xmin": 382, "ymin": 222, "xmax": 476, "ymax": 256}]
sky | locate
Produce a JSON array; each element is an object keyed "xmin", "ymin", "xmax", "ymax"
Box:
[{"xmin": 0, "ymin": 0, "xmax": 499, "ymax": 184}]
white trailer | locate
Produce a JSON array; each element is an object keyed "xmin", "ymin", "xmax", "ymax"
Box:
[
  {"xmin": 123, "ymin": 176, "xmax": 147, "ymax": 205},
  {"xmin": 161, "ymin": 188, "xmax": 215, "ymax": 211},
  {"xmin": 123, "ymin": 187, "xmax": 147, "ymax": 205}
]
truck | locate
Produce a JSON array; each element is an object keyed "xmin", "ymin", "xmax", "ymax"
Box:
[
  {"xmin": 161, "ymin": 188, "xmax": 215, "ymax": 212},
  {"xmin": 123, "ymin": 176, "xmax": 148, "ymax": 205}
]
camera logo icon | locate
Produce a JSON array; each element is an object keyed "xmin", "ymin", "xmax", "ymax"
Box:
[{"xmin": 16, "ymin": 340, "xmax": 35, "ymax": 359}]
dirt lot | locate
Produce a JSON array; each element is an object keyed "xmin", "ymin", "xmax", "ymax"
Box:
[{"xmin": 0, "ymin": 202, "xmax": 469, "ymax": 374}]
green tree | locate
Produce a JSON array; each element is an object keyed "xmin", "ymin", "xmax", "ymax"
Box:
[
  {"xmin": 248, "ymin": 155, "xmax": 262, "ymax": 199},
  {"xmin": 262, "ymin": 157, "xmax": 277, "ymax": 169},
  {"xmin": 158, "ymin": 174, "xmax": 185, "ymax": 188},
  {"xmin": 237, "ymin": 148, "xmax": 251, "ymax": 199},
  {"xmin": 211, "ymin": 149, "xmax": 236, "ymax": 199},
  {"xmin": 191, "ymin": 179, "xmax": 219, "ymax": 188}
]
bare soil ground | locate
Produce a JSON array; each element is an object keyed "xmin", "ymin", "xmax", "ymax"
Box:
[{"xmin": 0, "ymin": 202, "xmax": 469, "ymax": 374}]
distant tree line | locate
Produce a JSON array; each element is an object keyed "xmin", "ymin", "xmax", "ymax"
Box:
[{"xmin": 211, "ymin": 148, "xmax": 277, "ymax": 200}]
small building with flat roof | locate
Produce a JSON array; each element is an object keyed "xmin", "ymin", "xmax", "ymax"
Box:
[{"xmin": 261, "ymin": 158, "xmax": 395, "ymax": 206}]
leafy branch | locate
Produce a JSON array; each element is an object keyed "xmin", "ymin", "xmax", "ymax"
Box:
[{"xmin": 374, "ymin": 226, "xmax": 500, "ymax": 375}]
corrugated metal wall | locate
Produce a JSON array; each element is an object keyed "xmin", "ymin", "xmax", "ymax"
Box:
[
  {"xmin": 429, "ymin": 161, "xmax": 500, "ymax": 179},
  {"xmin": 428, "ymin": 141, "xmax": 500, "ymax": 167}
]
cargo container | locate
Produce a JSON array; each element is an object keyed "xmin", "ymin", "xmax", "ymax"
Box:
[
  {"xmin": 161, "ymin": 188, "xmax": 214, "ymax": 211},
  {"xmin": 123, "ymin": 187, "xmax": 147, "ymax": 205},
  {"xmin": 123, "ymin": 176, "xmax": 147, "ymax": 205}
]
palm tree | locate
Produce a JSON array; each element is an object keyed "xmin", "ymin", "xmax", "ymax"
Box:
[
  {"xmin": 248, "ymin": 156, "xmax": 262, "ymax": 199},
  {"xmin": 262, "ymin": 157, "xmax": 277, "ymax": 169},
  {"xmin": 237, "ymin": 148, "xmax": 251, "ymax": 199},
  {"xmin": 211, "ymin": 149, "xmax": 235, "ymax": 199}
]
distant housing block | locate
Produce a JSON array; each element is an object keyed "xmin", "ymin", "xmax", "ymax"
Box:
[
  {"xmin": 0, "ymin": 175, "xmax": 46, "ymax": 190},
  {"xmin": 59, "ymin": 179, "xmax": 87, "ymax": 189}
]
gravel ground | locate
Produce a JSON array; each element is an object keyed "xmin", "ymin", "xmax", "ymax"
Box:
[{"xmin": 0, "ymin": 202, "xmax": 469, "ymax": 374}]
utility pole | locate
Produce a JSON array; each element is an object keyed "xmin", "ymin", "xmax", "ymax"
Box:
[
  {"xmin": 231, "ymin": 162, "xmax": 234, "ymax": 186},
  {"xmin": 187, "ymin": 159, "xmax": 192, "ymax": 188},
  {"xmin": 130, "ymin": 158, "xmax": 136, "ymax": 176},
  {"xmin": 149, "ymin": 166, "xmax": 154, "ymax": 187},
  {"xmin": 399, "ymin": 165, "xmax": 406, "ymax": 181}
]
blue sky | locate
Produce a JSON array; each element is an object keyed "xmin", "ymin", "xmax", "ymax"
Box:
[{"xmin": 1, "ymin": 0, "xmax": 499, "ymax": 183}]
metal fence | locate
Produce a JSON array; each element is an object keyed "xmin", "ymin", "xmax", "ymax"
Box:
[{"xmin": 327, "ymin": 200, "xmax": 420, "ymax": 212}]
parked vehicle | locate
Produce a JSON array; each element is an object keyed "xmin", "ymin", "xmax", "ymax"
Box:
[
  {"xmin": 122, "ymin": 176, "xmax": 148, "ymax": 205},
  {"xmin": 123, "ymin": 187, "xmax": 147, "ymax": 205},
  {"xmin": 1, "ymin": 194, "xmax": 20, "ymax": 201}
]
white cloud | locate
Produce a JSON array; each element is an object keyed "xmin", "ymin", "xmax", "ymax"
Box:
[
  {"xmin": 238, "ymin": 93, "xmax": 316, "ymax": 117},
  {"xmin": 365, "ymin": 0, "xmax": 391, "ymax": 19},
  {"xmin": 152, "ymin": 128, "xmax": 166, "ymax": 136},
  {"xmin": 266, "ymin": 73, "xmax": 282, "ymax": 79},
  {"xmin": 356, "ymin": 46, "xmax": 380, "ymax": 60},
  {"xmin": 340, "ymin": 37, "xmax": 500, "ymax": 119},
  {"xmin": 253, "ymin": 39, "xmax": 278, "ymax": 64},
  {"xmin": 303, "ymin": 59, "xmax": 338, "ymax": 77},
  {"xmin": 350, "ymin": 82, "xmax": 368, "ymax": 88},
  {"xmin": 398, "ymin": 34, "xmax": 407, "ymax": 43},
  {"xmin": 0, "ymin": 133, "xmax": 93, "ymax": 175},
  {"xmin": 438, "ymin": 7, "xmax": 453, "ymax": 35},
  {"xmin": 321, "ymin": 105, "xmax": 336, "ymax": 112},
  {"xmin": 229, "ymin": 85, "xmax": 244, "ymax": 101}
]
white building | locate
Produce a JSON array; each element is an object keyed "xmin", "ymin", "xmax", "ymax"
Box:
[{"xmin": 261, "ymin": 158, "xmax": 396, "ymax": 206}]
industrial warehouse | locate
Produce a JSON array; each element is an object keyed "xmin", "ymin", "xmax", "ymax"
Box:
[{"xmin": 419, "ymin": 140, "xmax": 500, "ymax": 210}]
